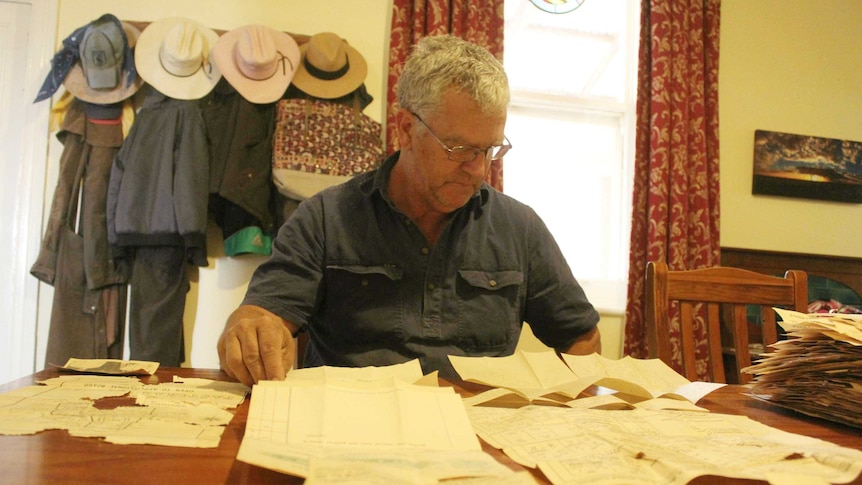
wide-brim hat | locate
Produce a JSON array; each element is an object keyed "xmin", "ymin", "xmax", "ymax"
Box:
[
  {"xmin": 291, "ymin": 32, "xmax": 367, "ymax": 99},
  {"xmin": 63, "ymin": 21, "xmax": 144, "ymax": 104},
  {"xmin": 213, "ymin": 24, "xmax": 300, "ymax": 104},
  {"xmin": 135, "ymin": 17, "xmax": 221, "ymax": 100}
]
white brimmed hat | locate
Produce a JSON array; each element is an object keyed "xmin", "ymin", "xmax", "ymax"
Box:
[
  {"xmin": 291, "ymin": 32, "xmax": 367, "ymax": 99},
  {"xmin": 134, "ymin": 17, "xmax": 221, "ymax": 100},
  {"xmin": 212, "ymin": 24, "xmax": 300, "ymax": 104}
]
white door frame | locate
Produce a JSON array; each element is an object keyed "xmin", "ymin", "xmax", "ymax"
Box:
[{"xmin": 0, "ymin": 0, "xmax": 57, "ymax": 383}]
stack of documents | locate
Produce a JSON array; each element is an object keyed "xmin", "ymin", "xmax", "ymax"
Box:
[
  {"xmin": 744, "ymin": 308, "xmax": 862, "ymax": 429},
  {"xmin": 236, "ymin": 361, "xmax": 527, "ymax": 483}
]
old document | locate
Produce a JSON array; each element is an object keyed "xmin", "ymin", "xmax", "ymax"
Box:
[
  {"xmin": 561, "ymin": 353, "xmax": 724, "ymax": 403},
  {"xmin": 466, "ymin": 404, "xmax": 862, "ymax": 485},
  {"xmin": 237, "ymin": 367, "xmax": 516, "ymax": 482},
  {"xmin": 56, "ymin": 357, "xmax": 160, "ymax": 375},
  {"xmin": 745, "ymin": 309, "xmax": 862, "ymax": 429},
  {"xmin": 772, "ymin": 308, "xmax": 862, "ymax": 344},
  {"xmin": 451, "ymin": 351, "xmax": 722, "ymax": 409},
  {"xmin": 0, "ymin": 373, "xmax": 248, "ymax": 447},
  {"xmin": 449, "ymin": 350, "xmax": 597, "ymax": 404},
  {"xmin": 282, "ymin": 358, "xmax": 426, "ymax": 383}
]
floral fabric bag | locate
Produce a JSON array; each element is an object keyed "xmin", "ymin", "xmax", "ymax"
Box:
[{"xmin": 272, "ymin": 98, "xmax": 384, "ymax": 200}]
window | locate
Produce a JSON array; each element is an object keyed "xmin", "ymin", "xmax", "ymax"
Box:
[{"xmin": 503, "ymin": 0, "xmax": 639, "ymax": 313}]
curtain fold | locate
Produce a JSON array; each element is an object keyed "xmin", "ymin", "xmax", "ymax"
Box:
[
  {"xmin": 624, "ymin": 0, "xmax": 721, "ymax": 380},
  {"xmin": 386, "ymin": 0, "xmax": 505, "ymax": 191}
]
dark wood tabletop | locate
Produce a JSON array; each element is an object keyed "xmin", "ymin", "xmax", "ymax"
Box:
[{"xmin": 0, "ymin": 368, "xmax": 859, "ymax": 485}]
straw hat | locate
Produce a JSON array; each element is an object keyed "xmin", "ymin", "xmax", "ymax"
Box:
[
  {"xmin": 213, "ymin": 24, "xmax": 300, "ymax": 104},
  {"xmin": 134, "ymin": 17, "xmax": 221, "ymax": 100},
  {"xmin": 291, "ymin": 32, "xmax": 367, "ymax": 99},
  {"xmin": 63, "ymin": 20, "xmax": 144, "ymax": 104}
]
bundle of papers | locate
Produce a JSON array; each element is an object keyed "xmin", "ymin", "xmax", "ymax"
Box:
[{"xmin": 743, "ymin": 308, "xmax": 862, "ymax": 429}]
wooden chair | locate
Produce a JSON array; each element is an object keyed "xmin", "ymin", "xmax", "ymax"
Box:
[{"xmin": 644, "ymin": 260, "xmax": 808, "ymax": 384}]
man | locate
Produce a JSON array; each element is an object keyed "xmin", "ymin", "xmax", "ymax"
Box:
[{"xmin": 218, "ymin": 35, "xmax": 601, "ymax": 386}]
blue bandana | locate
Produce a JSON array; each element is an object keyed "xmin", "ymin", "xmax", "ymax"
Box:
[{"xmin": 34, "ymin": 14, "xmax": 137, "ymax": 103}]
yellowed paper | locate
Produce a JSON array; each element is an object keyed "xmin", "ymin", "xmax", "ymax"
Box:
[
  {"xmin": 450, "ymin": 350, "xmax": 724, "ymax": 408},
  {"xmin": 562, "ymin": 353, "xmax": 724, "ymax": 402},
  {"xmin": 0, "ymin": 374, "xmax": 248, "ymax": 448},
  {"xmin": 57, "ymin": 358, "xmax": 160, "ymax": 375},
  {"xmin": 774, "ymin": 308, "xmax": 862, "ymax": 345},
  {"xmin": 745, "ymin": 309, "xmax": 862, "ymax": 429},
  {"xmin": 238, "ymin": 376, "xmax": 509, "ymax": 480},
  {"xmin": 303, "ymin": 451, "xmax": 531, "ymax": 485},
  {"xmin": 283, "ymin": 359, "xmax": 425, "ymax": 384},
  {"xmin": 448, "ymin": 351, "xmax": 599, "ymax": 403},
  {"xmin": 466, "ymin": 405, "xmax": 862, "ymax": 485}
]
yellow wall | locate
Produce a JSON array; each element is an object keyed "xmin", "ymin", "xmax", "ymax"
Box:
[
  {"xmin": 719, "ymin": 0, "xmax": 862, "ymax": 258},
  {"xmin": 584, "ymin": 1, "xmax": 862, "ymax": 360}
]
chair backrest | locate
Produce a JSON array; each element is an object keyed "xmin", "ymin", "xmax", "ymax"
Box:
[{"xmin": 644, "ymin": 260, "xmax": 808, "ymax": 384}]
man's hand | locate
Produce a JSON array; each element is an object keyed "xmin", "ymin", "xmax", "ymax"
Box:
[
  {"xmin": 217, "ymin": 305, "xmax": 298, "ymax": 386},
  {"xmin": 563, "ymin": 326, "xmax": 602, "ymax": 355}
]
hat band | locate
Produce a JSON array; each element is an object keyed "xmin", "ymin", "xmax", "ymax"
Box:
[
  {"xmin": 159, "ymin": 43, "xmax": 212, "ymax": 78},
  {"xmin": 159, "ymin": 52, "xmax": 214, "ymax": 79},
  {"xmin": 239, "ymin": 50, "xmax": 295, "ymax": 81},
  {"xmin": 303, "ymin": 56, "xmax": 350, "ymax": 81}
]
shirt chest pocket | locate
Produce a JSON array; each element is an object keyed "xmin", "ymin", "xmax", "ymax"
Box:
[
  {"xmin": 456, "ymin": 269, "xmax": 523, "ymax": 352},
  {"xmin": 322, "ymin": 264, "xmax": 405, "ymax": 343}
]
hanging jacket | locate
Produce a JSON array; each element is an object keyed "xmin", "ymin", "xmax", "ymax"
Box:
[{"xmin": 107, "ymin": 86, "xmax": 210, "ymax": 267}]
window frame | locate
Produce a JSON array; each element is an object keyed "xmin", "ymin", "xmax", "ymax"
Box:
[{"xmin": 503, "ymin": 0, "xmax": 639, "ymax": 314}]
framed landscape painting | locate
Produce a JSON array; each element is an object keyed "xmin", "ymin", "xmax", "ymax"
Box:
[{"xmin": 752, "ymin": 130, "xmax": 862, "ymax": 203}]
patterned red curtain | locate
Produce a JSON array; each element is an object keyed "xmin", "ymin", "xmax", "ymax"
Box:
[
  {"xmin": 624, "ymin": 0, "xmax": 721, "ymax": 380},
  {"xmin": 386, "ymin": 0, "xmax": 505, "ymax": 191}
]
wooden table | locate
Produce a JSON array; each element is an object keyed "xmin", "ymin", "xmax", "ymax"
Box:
[{"xmin": 1, "ymin": 367, "xmax": 860, "ymax": 485}]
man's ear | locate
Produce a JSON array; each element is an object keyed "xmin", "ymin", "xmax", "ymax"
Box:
[{"xmin": 394, "ymin": 109, "xmax": 415, "ymax": 151}]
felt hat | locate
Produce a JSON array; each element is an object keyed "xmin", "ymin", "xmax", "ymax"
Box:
[
  {"xmin": 291, "ymin": 32, "xmax": 367, "ymax": 99},
  {"xmin": 134, "ymin": 17, "xmax": 221, "ymax": 100},
  {"xmin": 212, "ymin": 24, "xmax": 300, "ymax": 104}
]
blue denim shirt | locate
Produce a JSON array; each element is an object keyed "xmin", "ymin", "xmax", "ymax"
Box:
[{"xmin": 244, "ymin": 152, "xmax": 599, "ymax": 378}]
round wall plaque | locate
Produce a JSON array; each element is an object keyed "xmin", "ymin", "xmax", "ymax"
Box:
[{"xmin": 529, "ymin": 0, "xmax": 585, "ymax": 14}]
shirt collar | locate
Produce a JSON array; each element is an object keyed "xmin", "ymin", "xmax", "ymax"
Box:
[{"xmin": 365, "ymin": 151, "xmax": 490, "ymax": 209}]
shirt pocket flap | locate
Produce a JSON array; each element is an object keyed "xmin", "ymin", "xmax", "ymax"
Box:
[
  {"xmin": 328, "ymin": 264, "xmax": 403, "ymax": 281},
  {"xmin": 458, "ymin": 269, "xmax": 523, "ymax": 291}
]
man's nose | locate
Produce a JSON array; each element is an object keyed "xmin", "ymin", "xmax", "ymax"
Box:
[{"xmin": 462, "ymin": 151, "xmax": 491, "ymax": 178}]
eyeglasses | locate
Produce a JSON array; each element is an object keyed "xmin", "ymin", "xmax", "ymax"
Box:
[{"xmin": 411, "ymin": 112, "xmax": 512, "ymax": 162}]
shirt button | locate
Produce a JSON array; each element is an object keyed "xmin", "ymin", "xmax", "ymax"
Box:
[
  {"xmin": 361, "ymin": 279, "xmax": 369, "ymax": 287},
  {"xmin": 420, "ymin": 247, "xmax": 430, "ymax": 255},
  {"xmin": 427, "ymin": 283, "xmax": 436, "ymax": 290},
  {"xmin": 489, "ymin": 280, "xmax": 497, "ymax": 287}
]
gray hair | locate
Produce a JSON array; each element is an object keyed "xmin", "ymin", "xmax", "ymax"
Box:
[{"xmin": 396, "ymin": 35, "xmax": 509, "ymax": 119}]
